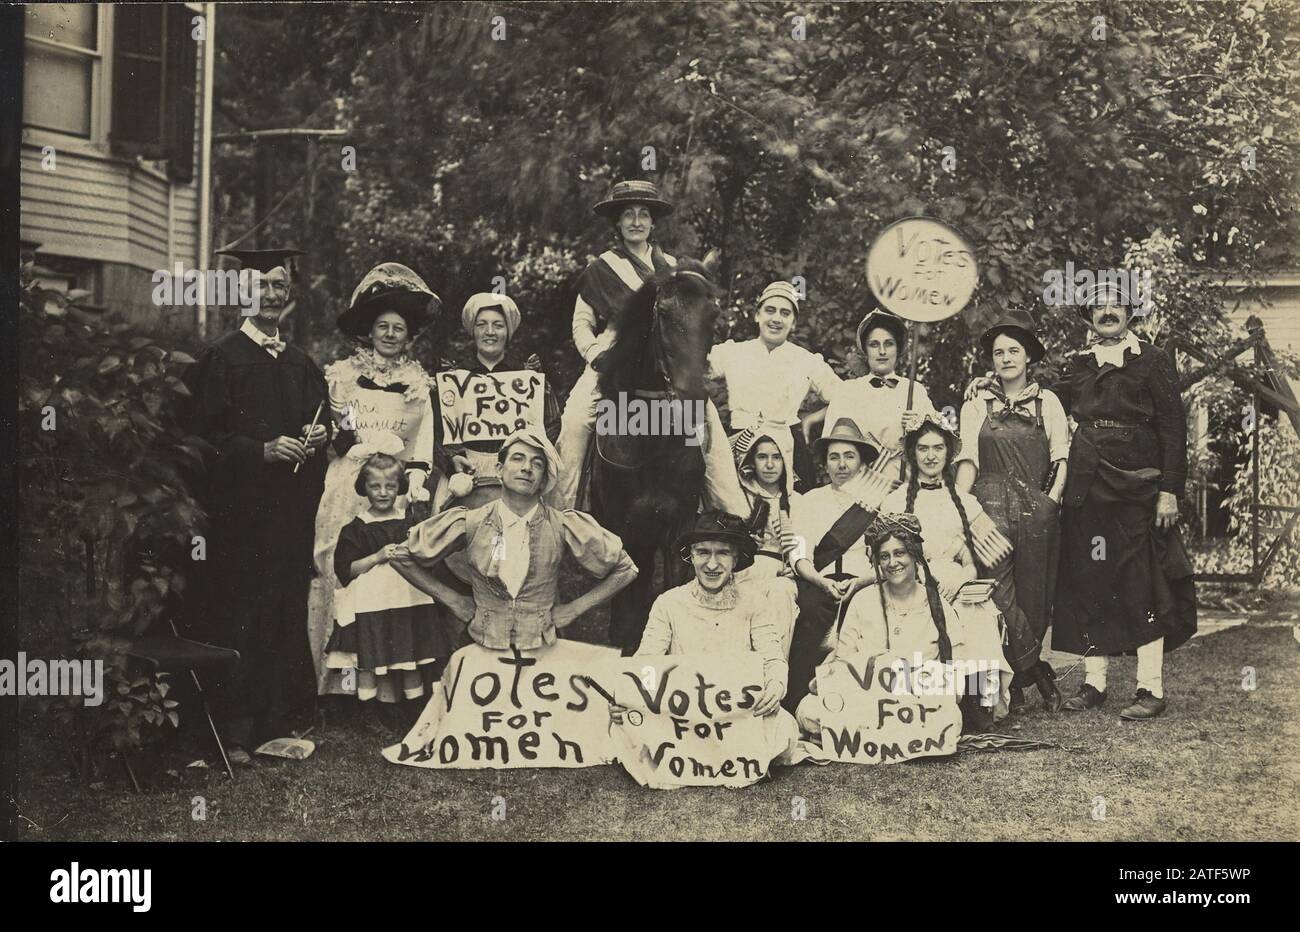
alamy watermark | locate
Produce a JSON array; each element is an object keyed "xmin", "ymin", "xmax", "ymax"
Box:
[
  {"xmin": 151, "ymin": 264, "xmax": 261, "ymax": 314},
  {"xmin": 595, "ymin": 393, "xmax": 706, "ymax": 446},
  {"xmin": 0, "ymin": 653, "xmax": 104, "ymax": 707},
  {"xmin": 1041, "ymin": 261, "xmax": 1150, "ymax": 314}
]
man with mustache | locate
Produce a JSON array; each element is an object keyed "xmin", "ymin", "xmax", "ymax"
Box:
[
  {"xmin": 183, "ymin": 248, "xmax": 331, "ymax": 763},
  {"xmin": 1051, "ymin": 283, "xmax": 1197, "ymax": 721}
]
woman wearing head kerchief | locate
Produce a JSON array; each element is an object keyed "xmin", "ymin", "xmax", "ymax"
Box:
[
  {"xmin": 436, "ymin": 292, "xmax": 562, "ymax": 500},
  {"xmin": 307, "ymin": 262, "xmax": 457, "ymax": 708},
  {"xmin": 390, "ymin": 428, "xmax": 639, "ymax": 654},
  {"xmin": 708, "ymin": 281, "xmax": 843, "ymax": 492},
  {"xmin": 953, "ymin": 307, "xmax": 1066, "ymax": 712},
  {"xmin": 812, "ymin": 305, "xmax": 938, "ymax": 483},
  {"xmin": 881, "ymin": 414, "xmax": 1018, "ymax": 730},
  {"xmin": 794, "ymin": 513, "xmax": 964, "ymax": 737}
]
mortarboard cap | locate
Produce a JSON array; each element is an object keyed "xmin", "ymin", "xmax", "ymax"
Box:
[{"xmin": 216, "ymin": 247, "xmax": 307, "ymax": 274}]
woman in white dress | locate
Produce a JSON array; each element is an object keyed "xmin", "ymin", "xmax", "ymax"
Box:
[
  {"xmin": 881, "ymin": 414, "xmax": 1016, "ymax": 729},
  {"xmin": 306, "ymin": 263, "xmax": 451, "ymax": 703}
]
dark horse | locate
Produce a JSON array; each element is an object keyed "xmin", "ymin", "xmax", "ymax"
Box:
[{"xmin": 590, "ymin": 254, "xmax": 722, "ymax": 655}]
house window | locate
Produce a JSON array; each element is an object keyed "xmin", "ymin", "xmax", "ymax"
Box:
[
  {"xmin": 23, "ymin": 4, "xmax": 100, "ymax": 138},
  {"xmin": 111, "ymin": 3, "xmax": 197, "ymax": 182}
]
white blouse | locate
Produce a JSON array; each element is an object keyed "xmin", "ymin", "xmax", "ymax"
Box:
[
  {"xmin": 954, "ymin": 384, "xmax": 1070, "ymax": 470},
  {"xmin": 709, "ymin": 338, "xmax": 842, "ymax": 429}
]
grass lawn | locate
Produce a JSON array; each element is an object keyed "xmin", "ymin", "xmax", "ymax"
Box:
[{"xmin": 14, "ymin": 596, "xmax": 1300, "ymax": 842}]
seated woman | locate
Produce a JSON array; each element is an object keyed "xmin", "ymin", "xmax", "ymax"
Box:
[
  {"xmin": 796, "ymin": 513, "xmax": 963, "ymax": 736},
  {"xmin": 783, "ymin": 416, "xmax": 889, "ymax": 713},
  {"xmin": 633, "ymin": 511, "xmax": 793, "ymax": 713},
  {"xmin": 730, "ymin": 424, "xmax": 801, "ymax": 654},
  {"xmin": 391, "ymin": 428, "xmax": 638, "ymax": 651},
  {"xmin": 881, "ymin": 414, "xmax": 1018, "ymax": 729},
  {"xmin": 611, "ymin": 511, "xmax": 800, "ymax": 760}
]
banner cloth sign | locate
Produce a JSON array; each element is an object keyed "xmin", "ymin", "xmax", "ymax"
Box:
[
  {"xmin": 809, "ymin": 652, "xmax": 963, "ymax": 765},
  {"xmin": 608, "ymin": 653, "xmax": 800, "ymax": 790},
  {"xmin": 384, "ymin": 640, "xmax": 620, "ymax": 769},
  {"xmin": 383, "ymin": 644, "xmax": 802, "ymax": 788},
  {"xmin": 436, "ymin": 369, "xmax": 546, "ymax": 444}
]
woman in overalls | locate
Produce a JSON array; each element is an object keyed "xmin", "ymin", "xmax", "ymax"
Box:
[{"xmin": 955, "ymin": 308, "xmax": 1068, "ymax": 712}]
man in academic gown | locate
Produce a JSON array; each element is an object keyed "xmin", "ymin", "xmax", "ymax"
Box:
[{"xmin": 183, "ymin": 248, "xmax": 331, "ymax": 759}]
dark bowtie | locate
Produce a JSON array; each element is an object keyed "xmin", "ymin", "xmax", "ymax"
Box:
[
  {"xmin": 869, "ymin": 376, "xmax": 900, "ymax": 389},
  {"xmin": 918, "ymin": 480, "xmax": 944, "ymax": 490},
  {"xmin": 357, "ymin": 376, "xmax": 409, "ymax": 393}
]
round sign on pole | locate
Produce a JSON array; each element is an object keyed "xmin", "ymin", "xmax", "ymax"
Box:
[{"xmin": 865, "ymin": 216, "xmax": 979, "ymax": 323}]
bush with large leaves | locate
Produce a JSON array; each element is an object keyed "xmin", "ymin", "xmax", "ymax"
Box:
[{"xmin": 18, "ymin": 259, "xmax": 210, "ymax": 768}]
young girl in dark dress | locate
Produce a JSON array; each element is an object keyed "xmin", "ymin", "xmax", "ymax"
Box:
[{"xmin": 324, "ymin": 454, "xmax": 463, "ymax": 708}]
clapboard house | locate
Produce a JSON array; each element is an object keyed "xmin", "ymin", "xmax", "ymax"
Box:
[{"xmin": 20, "ymin": 2, "xmax": 214, "ymax": 335}]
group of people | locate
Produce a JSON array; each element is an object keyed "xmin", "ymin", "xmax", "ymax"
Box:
[{"xmin": 182, "ymin": 178, "xmax": 1197, "ymax": 766}]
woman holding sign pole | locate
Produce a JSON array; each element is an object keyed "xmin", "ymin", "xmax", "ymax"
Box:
[
  {"xmin": 436, "ymin": 292, "xmax": 561, "ymax": 507},
  {"xmin": 307, "ymin": 263, "xmax": 449, "ymax": 704}
]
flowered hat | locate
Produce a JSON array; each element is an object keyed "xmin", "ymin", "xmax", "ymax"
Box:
[
  {"xmin": 901, "ymin": 411, "xmax": 962, "ymax": 460},
  {"xmin": 337, "ymin": 262, "xmax": 439, "ymax": 338}
]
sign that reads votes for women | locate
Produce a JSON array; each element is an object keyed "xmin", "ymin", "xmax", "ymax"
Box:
[
  {"xmin": 437, "ymin": 369, "xmax": 546, "ymax": 444},
  {"xmin": 609, "ymin": 653, "xmax": 799, "ymax": 790},
  {"xmin": 812, "ymin": 652, "xmax": 963, "ymax": 765},
  {"xmin": 383, "ymin": 641, "xmax": 620, "ymax": 770},
  {"xmin": 865, "ymin": 216, "xmax": 978, "ymax": 323}
]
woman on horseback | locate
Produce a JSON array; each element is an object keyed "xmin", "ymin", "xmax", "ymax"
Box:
[{"xmin": 551, "ymin": 179, "xmax": 747, "ymax": 518}]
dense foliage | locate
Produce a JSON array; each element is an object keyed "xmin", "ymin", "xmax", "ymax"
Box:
[
  {"xmin": 18, "ymin": 257, "xmax": 206, "ymax": 759},
  {"xmin": 212, "ymin": 0, "xmax": 1300, "ymax": 411}
]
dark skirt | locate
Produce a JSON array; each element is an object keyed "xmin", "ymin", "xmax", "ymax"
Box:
[
  {"xmin": 1052, "ymin": 495, "xmax": 1197, "ymax": 656},
  {"xmin": 325, "ymin": 605, "xmax": 469, "ymax": 676},
  {"xmin": 783, "ymin": 572, "xmax": 853, "ymax": 713},
  {"xmin": 972, "ymin": 472, "xmax": 1061, "ymax": 671}
]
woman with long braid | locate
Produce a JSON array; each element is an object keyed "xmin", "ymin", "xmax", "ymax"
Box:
[
  {"xmin": 794, "ymin": 513, "xmax": 964, "ymax": 736},
  {"xmin": 882, "ymin": 415, "xmax": 1016, "ymax": 729}
]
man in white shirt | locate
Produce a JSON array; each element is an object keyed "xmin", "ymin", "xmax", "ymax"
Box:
[{"xmin": 708, "ymin": 281, "xmax": 843, "ymax": 491}]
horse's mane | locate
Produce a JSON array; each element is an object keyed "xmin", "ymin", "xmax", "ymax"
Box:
[{"xmin": 596, "ymin": 257, "xmax": 718, "ymax": 397}]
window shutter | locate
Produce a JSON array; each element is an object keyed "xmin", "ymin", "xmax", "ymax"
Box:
[
  {"xmin": 110, "ymin": 3, "xmax": 166, "ymax": 158},
  {"xmin": 164, "ymin": 6, "xmax": 197, "ymax": 182}
]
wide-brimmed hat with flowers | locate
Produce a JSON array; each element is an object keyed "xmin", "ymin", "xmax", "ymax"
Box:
[{"xmin": 337, "ymin": 262, "xmax": 439, "ymax": 338}]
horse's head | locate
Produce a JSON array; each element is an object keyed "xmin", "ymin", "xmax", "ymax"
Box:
[{"xmin": 598, "ymin": 250, "xmax": 721, "ymax": 399}]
